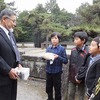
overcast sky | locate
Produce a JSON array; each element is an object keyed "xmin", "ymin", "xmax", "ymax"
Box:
[{"xmin": 4, "ymin": 0, "xmax": 93, "ymax": 14}]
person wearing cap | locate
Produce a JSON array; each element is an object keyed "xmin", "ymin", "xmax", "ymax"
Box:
[{"xmin": 0, "ymin": 9, "xmax": 22, "ymax": 100}]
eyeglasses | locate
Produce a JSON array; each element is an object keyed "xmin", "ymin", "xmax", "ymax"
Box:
[{"xmin": 6, "ymin": 17, "xmax": 16, "ymax": 23}]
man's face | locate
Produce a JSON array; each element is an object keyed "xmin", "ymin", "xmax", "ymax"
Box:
[{"xmin": 3, "ymin": 15, "xmax": 16, "ymax": 30}]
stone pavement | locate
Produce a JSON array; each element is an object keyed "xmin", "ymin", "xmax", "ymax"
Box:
[{"xmin": 17, "ymin": 78, "xmax": 47, "ymax": 100}]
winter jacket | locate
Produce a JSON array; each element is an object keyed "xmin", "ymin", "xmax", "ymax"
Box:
[
  {"xmin": 85, "ymin": 55, "xmax": 100, "ymax": 98},
  {"xmin": 76, "ymin": 53, "xmax": 90, "ymax": 81},
  {"xmin": 68, "ymin": 45, "xmax": 89, "ymax": 83}
]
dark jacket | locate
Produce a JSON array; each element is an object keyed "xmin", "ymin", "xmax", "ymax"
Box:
[
  {"xmin": 76, "ymin": 53, "xmax": 90, "ymax": 81},
  {"xmin": 93, "ymin": 91, "xmax": 100, "ymax": 100},
  {"xmin": 76, "ymin": 53, "xmax": 100, "ymax": 100},
  {"xmin": 93, "ymin": 77, "xmax": 100, "ymax": 100},
  {"xmin": 85, "ymin": 55, "xmax": 100, "ymax": 98},
  {"xmin": 0, "ymin": 27, "xmax": 18, "ymax": 100},
  {"xmin": 69, "ymin": 45, "xmax": 88, "ymax": 83}
]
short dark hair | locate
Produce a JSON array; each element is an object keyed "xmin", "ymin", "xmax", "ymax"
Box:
[
  {"xmin": 51, "ymin": 32, "xmax": 61, "ymax": 40},
  {"xmin": 0, "ymin": 8, "xmax": 16, "ymax": 20},
  {"xmin": 92, "ymin": 37, "xmax": 100, "ymax": 48},
  {"xmin": 74, "ymin": 31, "xmax": 88, "ymax": 44}
]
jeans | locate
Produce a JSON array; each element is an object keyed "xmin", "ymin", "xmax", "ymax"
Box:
[{"xmin": 68, "ymin": 81, "xmax": 85, "ymax": 100}]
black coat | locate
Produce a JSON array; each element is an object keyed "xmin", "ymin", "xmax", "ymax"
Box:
[
  {"xmin": 68, "ymin": 45, "xmax": 89, "ymax": 83},
  {"xmin": 85, "ymin": 57, "xmax": 100, "ymax": 99},
  {"xmin": 76, "ymin": 53, "xmax": 90, "ymax": 81},
  {"xmin": 77, "ymin": 54, "xmax": 100, "ymax": 100},
  {"xmin": 0, "ymin": 27, "xmax": 18, "ymax": 100}
]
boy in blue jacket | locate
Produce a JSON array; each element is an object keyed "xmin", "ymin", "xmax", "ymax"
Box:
[{"xmin": 46, "ymin": 32, "xmax": 68, "ymax": 100}]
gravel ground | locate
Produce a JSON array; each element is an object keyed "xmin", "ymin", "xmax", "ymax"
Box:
[{"xmin": 17, "ymin": 78, "xmax": 47, "ymax": 100}]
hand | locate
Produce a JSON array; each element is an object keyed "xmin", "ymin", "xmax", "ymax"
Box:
[
  {"xmin": 75, "ymin": 78, "xmax": 81, "ymax": 84},
  {"xmin": 75, "ymin": 76, "xmax": 82, "ymax": 84},
  {"xmin": 54, "ymin": 54, "xmax": 58, "ymax": 59},
  {"xmin": 86, "ymin": 95, "xmax": 90, "ymax": 100},
  {"xmin": 8, "ymin": 68, "xmax": 18, "ymax": 80}
]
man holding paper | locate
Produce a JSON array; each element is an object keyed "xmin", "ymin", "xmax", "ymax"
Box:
[{"xmin": 0, "ymin": 9, "xmax": 22, "ymax": 100}]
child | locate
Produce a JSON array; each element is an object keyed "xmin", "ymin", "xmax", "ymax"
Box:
[
  {"xmin": 68, "ymin": 31, "xmax": 88, "ymax": 100},
  {"xmin": 45, "ymin": 32, "xmax": 68, "ymax": 100},
  {"xmin": 85, "ymin": 37, "xmax": 100, "ymax": 100}
]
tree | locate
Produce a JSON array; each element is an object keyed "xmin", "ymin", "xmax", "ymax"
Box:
[
  {"xmin": 93, "ymin": 0, "xmax": 100, "ymax": 4},
  {"xmin": 35, "ymin": 4, "xmax": 47, "ymax": 13},
  {"xmin": 70, "ymin": 1, "xmax": 100, "ymax": 37},
  {"xmin": 76, "ymin": 3, "xmax": 93, "ymax": 23},
  {"xmin": 6, "ymin": 1, "xmax": 16, "ymax": 10},
  {"xmin": 45, "ymin": 0, "xmax": 59, "ymax": 13},
  {"xmin": 0, "ymin": 0, "xmax": 6, "ymax": 12}
]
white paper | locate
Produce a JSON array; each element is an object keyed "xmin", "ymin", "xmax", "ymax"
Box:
[{"xmin": 15, "ymin": 67, "xmax": 30, "ymax": 80}]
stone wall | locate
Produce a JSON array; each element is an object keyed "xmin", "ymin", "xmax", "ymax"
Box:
[{"xmin": 17, "ymin": 42, "xmax": 35, "ymax": 48}]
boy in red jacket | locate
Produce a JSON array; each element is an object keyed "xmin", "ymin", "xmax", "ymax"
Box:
[{"xmin": 68, "ymin": 31, "xmax": 88, "ymax": 100}]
